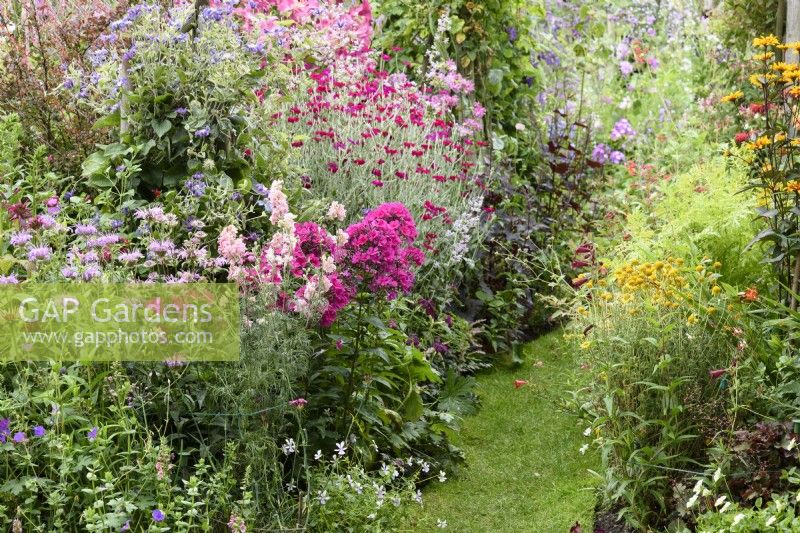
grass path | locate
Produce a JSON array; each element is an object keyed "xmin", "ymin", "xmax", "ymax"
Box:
[{"xmin": 419, "ymin": 330, "xmax": 598, "ymax": 532}]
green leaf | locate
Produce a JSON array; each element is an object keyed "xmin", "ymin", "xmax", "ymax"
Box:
[
  {"xmin": 402, "ymin": 390, "xmax": 424, "ymax": 421},
  {"xmin": 152, "ymin": 119, "xmax": 172, "ymax": 139},
  {"xmin": 102, "ymin": 143, "xmax": 129, "ymax": 159},
  {"xmin": 81, "ymin": 151, "xmax": 110, "ymax": 178},
  {"xmin": 92, "ymin": 110, "xmax": 121, "ymax": 130}
]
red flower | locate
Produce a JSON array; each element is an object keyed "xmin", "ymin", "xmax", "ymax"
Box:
[
  {"xmin": 514, "ymin": 379, "xmax": 528, "ymax": 389},
  {"xmin": 371, "ymin": 179, "xmax": 384, "ymax": 187},
  {"xmin": 734, "ymin": 132, "xmax": 749, "ymax": 144},
  {"xmin": 709, "ymin": 368, "xmax": 726, "ymax": 379},
  {"xmin": 743, "ymin": 287, "xmax": 758, "ymax": 302}
]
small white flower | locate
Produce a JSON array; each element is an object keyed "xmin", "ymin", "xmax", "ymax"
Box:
[
  {"xmin": 391, "ymin": 496, "xmax": 401, "ymax": 507},
  {"xmin": 579, "ymin": 444, "xmax": 589, "ymax": 455},
  {"xmin": 692, "ymin": 479, "xmax": 704, "ymax": 494},
  {"xmin": 314, "ymin": 449, "xmax": 322, "ymax": 460},
  {"xmin": 720, "ymin": 501, "xmax": 732, "ymax": 513},
  {"xmin": 317, "ymin": 490, "xmax": 330, "ymax": 506},
  {"xmin": 686, "ymin": 493, "xmax": 698, "ymax": 509},
  {"xmin": 766, "ymin": 515, "xmax": 777, "ymax": 526},
  {"xmin": 414, "ymin": 489, "xmax": 423, "ymax": 504},
  {"xmin": 438, "ymin": 470, "xmax": 447, "ymax": 483},
  {"xmin": 437, "ymin": 519, "xmax": 448, "ymax": 529},
  {"xmin": 335, "ymin": 441, "xmax": 347, "ymax": 456},
  {"xmin": 583, "ymin": 427, "xmax": 592, "ymax": 437},
  {"xmin": 714, "ymin": 495, "xmax": 727, "ymax": 507},
  {"xmin": 514, "ymin": 123, "xmax": 525, "ymax": 132},
  {"xmin": 367, "ymin": 513, "xmax": 376, "ymax": 520},
  {"xmin": 281, "ymin": 438, "xmax": 296, "ymax": 455},
  {"xmin": 285, "ymin": 481, "xmax": 296, "ymax": 492},
  {"xmin": 732, "ymin": 513, "xmax": 745, "ymax": 526},
  {"xmin": 421, "ymin": 462, "xmax": 430, "ymax": 473},
  {"xmin": 713, "ymin": 468, "xmax": 723, "ymax": 482}
]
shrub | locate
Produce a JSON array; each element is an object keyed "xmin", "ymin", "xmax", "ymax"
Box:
[
  {"xmin": 615, "ymin": 156, "xmax": 767, "ymax": 288},
  {"xmin": 0, "ymin": 362, "xmax": 256, "ymax": 531},
  {"xmin": 569, "ymin": 254, "xmax": 743, "ymax": 529},
  {"xmin": 72, "ymin": 3, "xmax": 292, "ymax": 197},
  {"xmin": 0, "ymin": 0, "xmax": 122, "ymax": 173}
]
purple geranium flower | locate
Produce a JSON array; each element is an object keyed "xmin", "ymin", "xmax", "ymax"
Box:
[
  {"xmin": 33, "ymin": 425, "xmax": 46, "ymax": 437},
  {"xmin": 87, "ymin": 426, "xmax": 98, "ymax": 442},
  {"xmin": 152, "ymin": 509, "xmax": 165, "ymax": 522}
]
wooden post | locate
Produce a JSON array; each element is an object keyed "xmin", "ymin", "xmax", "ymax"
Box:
[{"xmin": 787, "ymin": 0, "xmax": 800, "ymax": 63}]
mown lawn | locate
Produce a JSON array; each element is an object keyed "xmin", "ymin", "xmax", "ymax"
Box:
[{"xmin": 418, "ymin": 330, "xmax": 598, "ymax": 532}]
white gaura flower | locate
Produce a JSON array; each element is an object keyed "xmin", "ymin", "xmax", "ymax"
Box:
[
  {"xmin": 685, "ymin": 493, "xmax": 698, "ymax": 509},
  {"xmin": 714, "ymin": 495, "xmax": 727, "ymax": 507},
  {"xmin": 438, "ymin": 470, "xmax": 447, "ymax": 483},
  {"xmin": 314, "ymin": 449, "xmax": 322, "ymax": 461},
  {"xmin": 335, "ymin": 441, "xmax": 347, "ymax": 456},
  {"xmin": 281, "ymin": 438, "xmax": 296, "ymax": 455},
  {"xmin": 317, "ymin": 490, "xmax": 330, "ymax": 506},
  {"xmin": 731, "ymin": 513, "xmax": 745, "ymax": 526},
  {"xmin": 436, "ymin": 519, "xmax": 448, "ymax": 529},
  {"xmin": 766, "ymin": 515, "xmax": 777, "ymax": 526},
  {"xmin": 583, "ymin": 427, "xmax": 592, "ymax": 437},
  {"xmin": 579, "ymin": 444, "xmax": 589, "ymax": 455}
]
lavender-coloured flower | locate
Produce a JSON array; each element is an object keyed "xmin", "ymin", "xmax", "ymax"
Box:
[
  {"xmin": 194, "ymin": 127, "xmax": 211, "ymax": 138},
  {"xmin": 591, "ymin": 143, "xmax": 610, "ymax": 163},
  {"xmin": 118, "ymin": 251, "xmax": 144, "ymax": 263},
  {"xmin": 33, "ymin": 425, "xmax": 46, "ymax": 437},
  {"xmin": 9, "ymin": 231, "xmax": 32, "ymax": 246},
  {"xmin": 610, "ymin": 118, "xmax": 636, "ymax": 140},
  {"xmin": 185, "ymin": 176, "xmax": 207, "ymax": 198},
  {"xmin": 87, "ymin": 426, "xmax": 98, "ymax": 442},
  {"xmin": 28, "ymin": 246, "xmax": 52, "ymax": 262},
  {"xmin": 74, "ymin": 223, "xmax": 99, "ymax": 236},
  {"xmin": 152, "ymin": 509, "xmax": 165, "ymax": 522}
]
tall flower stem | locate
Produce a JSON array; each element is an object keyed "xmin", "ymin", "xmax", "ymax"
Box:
[{"xmin": 342, "ymin": 299, "xmax": 365, "ymax": 425}]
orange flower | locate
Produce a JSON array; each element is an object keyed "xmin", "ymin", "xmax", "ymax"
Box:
[{"xmin": 743, "ymin": 287, "xmax": 759, "ymax": 302}]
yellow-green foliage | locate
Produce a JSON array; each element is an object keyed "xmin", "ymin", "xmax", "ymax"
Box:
[{"xmin": 615, "ymin": 156, "xmax": 766, "ymax": 286}]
